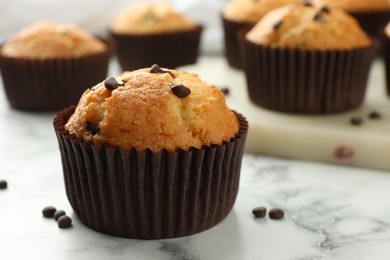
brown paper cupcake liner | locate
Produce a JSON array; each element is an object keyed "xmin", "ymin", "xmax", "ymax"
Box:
[
  {"xmin": 0, "ymin": 40, "xmax": 112, "ymax": 111},
  {"xmin": 241, "ymin": 35, "xmax": 378, "ymax": 114},
  {"xmin": 349, "ymin": 10, "xmax": 390, "ymax": 55},
  {"xmin": 221, "ymin": 15, "xmax": 254, "ymax": 69},
  {"xmin": 111, "ymin": 25, "xmax": 202, "ymax": 71},
  {"xmin": 384, "ymin": 33, "xmax": 390, "ymax": 96},
  {"xmin": 349, "ymin": 10, "xmax": 390, "ymax": 37},
  {"xmin": 53, "ymin": 106, "xmax": 248, "ymax": 239}
]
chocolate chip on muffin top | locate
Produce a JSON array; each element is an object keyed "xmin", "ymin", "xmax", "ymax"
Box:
[{"xmin": 245, "ymin": 3, "xmax": 371, "ymax": 50}]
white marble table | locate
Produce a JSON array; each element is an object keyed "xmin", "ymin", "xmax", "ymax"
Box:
[{"xmin": 1, "ymin": 59, "xmax": 390, "ymax": 260}]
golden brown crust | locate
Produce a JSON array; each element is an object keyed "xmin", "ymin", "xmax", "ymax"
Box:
[
  {"xmin": 222, "ymin": 0, "xmax": 302, "ymax": 23},
  {"xmin": 110, "ymin": 3, "xmax": 197, "ymax": 34},
  {"xmin": 245, "ymin": 4, "xmax": 371, "ymax": 50},
  {"xmin": 1, "ymin": 21, "xmax": 106, "ymax": 59},
  {"xmin": 65, "ymin": 68, "xmax": 239, "ymax": 152},
  {"xmin": 313, "ymin": 0, "xmax": 390, "ymax": 12}
]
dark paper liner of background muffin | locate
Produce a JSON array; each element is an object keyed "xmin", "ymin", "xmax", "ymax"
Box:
[
  {"xmin": 110, "ymin": 25, "xmax": 202, "ymax": 71},
  {"xmin": 240, "ymin": 33, "xmax": 378, "ymax": 114},
  {"xmin": 0, "ymin": 40, "xmax": 112, "ymax": 111},
  {"xmin": 221, "ymin": 15, "xmax": 254, "ymax": 69},
  {"xmin": 383, "ymin": 32, "xmax": 390, "ymax": 96},
  {"xmin": 53, "ymin": 106, "xmax": 248, "ymax": 239},
  {"xmin": 349, "ymin": 10, "xmax": 390, "ymax": 55}
]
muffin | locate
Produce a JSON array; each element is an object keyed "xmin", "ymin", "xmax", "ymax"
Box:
[
  {"xmin": 221, "ymin": 0, "xmax": 302, "ymax": 69},
  {"xmin": 314, "ymin": 0, "xmax": 390, "ymax": 37},
  {"xmin": 53, "ymin": 65, "xmax": 248, "ymax": 239},
  {"xmin": 0, "ymin": 21, "xmax": 111, "ymax": 111},
  {"xmin": 110, "ymin": 3, "xmax": 202, "ymax": 71},
  {"xmin": 241, "ymin": 3, "xmax": 378, "ymax": 114}
]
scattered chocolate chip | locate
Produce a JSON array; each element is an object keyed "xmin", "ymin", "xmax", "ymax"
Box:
[
  {"xmin": 86, "ymin": 121, "xmax": 100, "ymax": 135},
  {"xmin": 273, "ymin": 20, "xmax": 283, "ymax": 30},
  {"xmin": 0, "ymin": 180, "xmax": 7, "ymax": 189},
  {"xmin": 369, "ymin": 111, "xmax": 381, "ymax": 120},
  {"xmin": 313, "ymin": 13, "xmax": 324, "ymax": 22},
  {"xmin": 170, "ymin": 84, "xmax": 191, "ymax": 98},
  {"xmin": 150, "ymin": 64, "xmax": 174, "ymax": 77},
  {"xmin": 334, "ymin": 145, "xmax": 354, "ymax": 160},
  {"xmin": 104, "ymin": 77, "xmax": 124, "ymax": 91},
  {"xmin": 54, "ymin": 210, "xmax": 66, "ymax": 221},
  {"xmin": 269, "ymin": 208, "xmax": 284, "ymax": 220},
  {"xmin": 42, "ymin": 206, "xmax": 57, "ymax": 218},
  {"xmin": 350, "ymin": 117, "xmax": 363, "ymax": 126},
  {"xmin": 302, "ymin": 0, "xmax": 312, "ymax": 7},
  {"xmin": 252, "ymin": 207, "xmax": 267, "ymax": 218},
  {"xmin": 220, "ymin": 87, "xmax": 230, "ymax": 95},
  {"xmin": 320, "ymin": 6, "xmax": 330, "ymax": 14},
  {"xmin": 58, "ymin": 215, "xmax": 72, "ymax": 229}
]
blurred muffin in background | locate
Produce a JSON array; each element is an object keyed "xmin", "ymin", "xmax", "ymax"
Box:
[
  {"xmin": 110, "ymin": 3, "xmax": 202, "ymax": 71},
  {"xmin": 221, "ymin": 0, "xmax": 302, "ymax": 69},
  {"xmin": 0, "ymin": 21, "xmax": 111, "ymax": 111},
  {"xmin": 241, "ymin": 3, "xmax": 377, "ymax": 114}
]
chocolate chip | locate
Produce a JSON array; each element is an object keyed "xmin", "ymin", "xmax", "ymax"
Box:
[
  {"xmin": 150, "ymin": 64, "xmax": 174, "ymax": 77},
  {"xmin": 86, "ymin": 121, "xmax": 100, "ymax": 135},
  {"xmin": 350, "ymin": 117, "xmax": 363, "ymax": 126},
  {"xmin": 252, "ymin": 207, "xmax": 267, "ymax": 218},
  {"xmin": 220, "ymin": 87, "xmax": 230, "ymax": 95},
  {"xmin": 334, "ymin": 145, "xmax": 354, "ymax": 160},
  {"xmin": 369, "ymin": 111, "xmax": 381, "ymax": 120},
  {"xmin": 170, "ymin": 84, "xmax": 191, "ymax": 98},
  {"xmin": 302, "ymin": 0, "xmax": 312, "ymax": 7},
  {"xmin": 0, "ymin": 180, "xmax": 7, "ymax": 189},
  {"xmin": 42, "ymin": 206, "xmax": 57, "ymax": 218},
  {"xmin": 320, "ymin": 6, "xmax": 330, "ymax": 14},
  {"xmin": 58, "ymin": 215, "xmax": 72, "ymax": 229},
  {"xmin": 269, "ymin": 208, "xmax": 284, "ymax": 220},
  {"xmin": 54, "ymin": 210, "xmax": 66, "ymax": 221},
  {"xmin": 313, "ymin": 12, "xmax": 325, "ymax": 22},
  {"xmin": 273, "ymin": 20, "xmax": 283, "ymax": 30},
  {"xmin": 104, "ymin": 77, "xmax": 124, "ymax": 91}
]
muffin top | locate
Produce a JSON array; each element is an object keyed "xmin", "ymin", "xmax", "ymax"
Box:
[
  {"xmin": 110, "ymin": 3, "xmax": 197, "ymax": 34},
  {"xmin": 1, "ymin": 21, "xmax": 106, "ymax": 59},
  {"xmin": 65, "ymin": 65, "xmax": 239, "ymax": 152},
  {"xmin": 245, "ymin": 3, "xmax": 371, "ymax": 50},
  {"xmin": 222, "ymin": 0, "xmax": 302, "ymax": 23},
  {"xmin": 313, "ymin": 0, "xmax": 390, "ymax": 12}
]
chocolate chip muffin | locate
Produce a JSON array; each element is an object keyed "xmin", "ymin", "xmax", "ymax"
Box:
[
  {"xmin": 241, "ymin": 3, "xmax": 377, "ymax": 114},
  {"xmin": 0, "ymin": 21, "xmax": 111, "ymax": 111},
  {"xmin": 221, "ymin": 0, "xmax": 301, "ymax": 69},
  {"xmin": 53, "ymin": 65, "xmax": 248, "ymax": 239},
  {"xmin": 110, "ymin": 3, "xmax": 202, "ymax": 71}
]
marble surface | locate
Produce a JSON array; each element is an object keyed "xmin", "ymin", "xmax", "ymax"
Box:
[{"xmin": 1, "ymin": 59, "xmax": 390, "ymax": 260}]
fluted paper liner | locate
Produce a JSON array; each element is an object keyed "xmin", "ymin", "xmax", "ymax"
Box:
[
  {"xmin": 349, "ymin": 10, "xmax": 390, "ymax": 55},
  {"xmin": 384, "ymin": 32, "xmax": 390, "ymax": 96},
  {"xmin": 111, "ymin": 25, "xmax": 202, "ymax": 71},
  {"xmin": 221, "ymin": 15, "xmax": 254, "ymax": 69},
  {"xmin": 53, "ymin": 106, "xmax": 248, "ymax": 239},
  {"xmin": 349, "ymin": 10, "xmax": 390, "ymax": 38},
  {"xmin": 0, "ymin": 40, "xmax": 112, "ymax": 111},
  {"xmin": 241, "ymin": 34, "xmax": 378, "ymax": 114}
]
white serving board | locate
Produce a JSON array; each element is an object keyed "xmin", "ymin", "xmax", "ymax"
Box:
[{"xmin": 179, "ymin": 56, "xmax": 390, "ymax": 172}]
